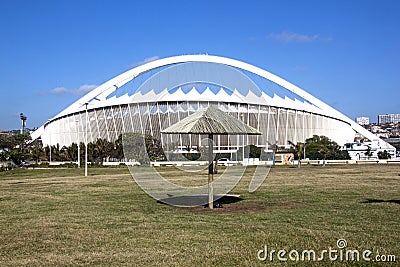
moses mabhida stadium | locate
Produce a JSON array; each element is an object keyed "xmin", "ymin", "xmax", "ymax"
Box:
[{"xmin": 31, "ymin": 54, "xmax": 395, "ymax": 159}]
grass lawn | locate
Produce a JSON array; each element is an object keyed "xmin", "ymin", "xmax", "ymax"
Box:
[{"xmin": 0, "ymin": 165, "xmax": 399, "ymax": 266}]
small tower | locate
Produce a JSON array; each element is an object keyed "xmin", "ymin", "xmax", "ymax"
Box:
[{"xmin": 20, "ymin": 113, "xmax": 27, "ymax": 134}]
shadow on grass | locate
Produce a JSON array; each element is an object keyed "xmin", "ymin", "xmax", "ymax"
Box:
[
  {"xmin": 157, "ymin": 194, "xmax": 243, "ymax": 208},
  {"xmin": 361, "ymin": 199, "xmax": 400, "ymax": 205}
]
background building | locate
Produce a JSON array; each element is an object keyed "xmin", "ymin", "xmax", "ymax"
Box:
[
  {"xmin": 356, "ymin": 116, "xmax": 370, "ymax": 125},
  {"xmin": 378, "ymin": 113, "xmax": 400, "ymax": 125}
]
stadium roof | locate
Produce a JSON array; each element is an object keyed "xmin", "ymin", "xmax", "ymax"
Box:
[{"xmin": 31, "ymin": 54, "xmax": 393, "ymax": 150}]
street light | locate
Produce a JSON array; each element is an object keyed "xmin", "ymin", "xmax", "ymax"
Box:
[
  {"xmin": 49, "ymin": 134, "xmax": 52, "ymax": 163},
  {"xmin": 20, "ymin": 113, "xmax": 27, "ymax": 134},
  {"xmin": 85, "ymin": 103, "xmax": 88, "ymax": 177},
  {"xmin": 76, "ymin": 120, "xmax": 80, "ymax": 168},
  {"xmin": 47, "ymin": 120, "xmax": 52, "ymax": 163},
  {"xmin": 79, "ymin": 98, "xmax": 100, "ymax": 176}
]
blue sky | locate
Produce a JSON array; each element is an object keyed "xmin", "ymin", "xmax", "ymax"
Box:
[{"xmin": 1, "ymin": 0, "xmax": 399, "ymax": 130}]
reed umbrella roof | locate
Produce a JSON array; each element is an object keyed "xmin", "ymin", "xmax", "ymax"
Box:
[
  {"xmin": 162, "ymin": 105, "xmax": 261, "ymax": 135},
  {"xmin": 161, "ymin": 106, "xmax": 261, "ymax": 209}
]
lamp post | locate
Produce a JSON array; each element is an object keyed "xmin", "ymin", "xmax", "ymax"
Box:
[
  {"xmin": 49, "ymin": 133, "xmax": 52, "ymax": 163},
  {"xmin": 76, "ymin": 120, "xmax": 80, "ymax": 168},
  {"xmin": 79, "ymin": 99, "xmax": 99, "ymax": 176},
  {"xmin": 48, "ymin": 120, "xmax": 52, "ymax": 163},
  {"xmin": 20, "ymin": 113, "xmax": 27, "ymax": 134},
  {"xmin": 85, "ymin": 103, "xmax": 88, "ymax": 177}
]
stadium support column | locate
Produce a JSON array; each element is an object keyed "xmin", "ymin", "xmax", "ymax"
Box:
[
  {"xmin": 285, "ymin": 110, "xmax": 289, "ymax": 146},
  {"xmin": 266, "ymin": 106, "xmax": 270, "ymax": 149},
  {"xmin": 119, "ymin": 105, "xmax": 126, "ymax": 133},
  {"xmin": 294, "ymin": 110, "xmax": 298, "ymax": 144},
  {"xmin": 128, "ymin": 104, "xmax": 135, "ymax": 132},
  {"xmin": 137, "ymin": 103, "xmax": 144, "ymax": 136},
  {"xmin": 256, "ymin": 105, "xmax": 260, "ymax": 145},
  {"xmin": 110, "ymin": 106, "xmax": 118, "ymax": 139},
  {"xmin": 94, "ymin": 109, "xmax": 100, "ymax": 140},
  {"xmin": 146, "ymin": 103, "xmax": 154, "ymax": 137},
  {"xmin": 247, "ymin": 104, "xmax": 250, "ymax": 152},
  {"xmin": 156, "ymin": 102, "xmax": 164, "ymax": 148},
  {"xmin": 276, "ymin": 108, "xmax": 280, "ymax": 145},
  {"xmin": 103, "ymin": 107, "xmax": 111, "ymax": 141}
]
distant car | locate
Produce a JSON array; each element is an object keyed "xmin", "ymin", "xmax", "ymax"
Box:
[
  {"xmin": 173, "ymin": 146, "xmax": 198, "ymax": 153},
  {"xmin": 217, "ymin": 158, "xmax": 230, "ymax": 166},
  {"xmin": 20, "ymin": 161, "xmax": 30, "ymax": 167},
  {"xmin": 174, "ymin": 146, "xmax": 188, "ymax": 153},
  {"xmin": 189, "ymin": 146, "xmax": 198, "ymax": 153}
]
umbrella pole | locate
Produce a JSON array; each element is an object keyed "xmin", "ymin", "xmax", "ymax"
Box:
[{"xmin": 208, "ymin": 134, "xmax": 214, "ymax": 209}]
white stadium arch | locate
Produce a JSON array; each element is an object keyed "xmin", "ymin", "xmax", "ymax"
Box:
[{"xmin": 31, "ymin": 54, "xmax": 393, "ymax": 153}]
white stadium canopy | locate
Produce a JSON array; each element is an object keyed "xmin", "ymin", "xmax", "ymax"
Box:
[{"xmin": 31, "ymin": 54, "xmax": 393, "ymax": 151}]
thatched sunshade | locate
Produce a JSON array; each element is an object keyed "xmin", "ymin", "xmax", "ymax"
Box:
[
  {"xmin": 162, "ymin": 106, "xmax": 261, "ymax": 209},
  {"xmin": 161, "ymin": 105, "xmax": 261, "ymax": 135}
]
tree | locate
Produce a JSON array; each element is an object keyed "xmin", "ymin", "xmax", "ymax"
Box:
[
  {"xmin": 114, "ymin": 135, "xmax": 124, "ymax": 160},
  {"xmin": 66, "ymin": 143, "xmax": 79, "ymax": 161},
  {"xmin": 288, "ymin": 141, "xmax": 305, "ymax": 168},
  {"xmin": 0, "ymin": 134, "xmax": 17, "ymax": 150},
  {"xmin": 90, "ymin": 138, "xmax": 114, "ymax": 164},
  {"xmin": 144, "ymin": 134, "xmax": 165, "ymax": 162},
  {"xmin": 236, "ymin": 144, "xmax": 262, "ymax": 161},
  {"xmin": 30, "ymin": 139, "xmax": 44, "ymax": 163},
  {"xmin": 121, "ymin": 133, "xmax": 165, "ymax": 164},
  {"xmin": 377, "ymin": 150, "xmax": 391, "ymax": 159},
  {"xmin": 2, "ymin": 134, "xmax": 32, "ymax": 165},
  {"xmin": 305, "ymin": 135, "xmax": 350, "ymax": 161},
  {"xmin": 364, "ymin": 146, "xmax": 373, "ymax": 160},
  {"xmin": 13, "ymin": 134, "xmax": 31, "ymax": 147},
  {"xmin": 79, "ymin": 142, "xmax": 85, "ymax": 164},
  {"xmin": 50, "ymin": 144, "xmax": 61, "ymax": 161},
  {"xmin": 44, "ymin": 145, "xmax": 50, "ymax": 161},
  {"xmin": 8, "ymin": 150, "xmax": 26, "ymax": 165}
]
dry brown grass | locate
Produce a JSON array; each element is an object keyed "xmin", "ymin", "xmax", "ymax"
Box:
[{"xmin": 0, "ymin": 164, "xmax": 399, "ymax": 266}]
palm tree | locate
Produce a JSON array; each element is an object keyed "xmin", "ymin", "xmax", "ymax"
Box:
[
  {"xmin": 30, "ymin": 139, "xmax": 44, "ymax": 164},
  {"xmin": 92, "ymin": 138, "xmax": 114, "ymax": 164},
  {"xmin": 60, "ymin": 143, "xmax": 78, "ymax": 162},
  {"xmin": 365, "ymin": 146, "xmax": 373, "ymax": 160},
  {"xmin": 288, "ymin": 140, "xmax": 304, "ymax": 168},
  {"xmin": 51, "ymin": 144, "xmax": 61, "ymax": 161}
]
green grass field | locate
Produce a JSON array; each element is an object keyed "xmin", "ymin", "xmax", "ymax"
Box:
[{"xmin": 0, "ymin": 165, "xmax": 399, "ymax": 266}]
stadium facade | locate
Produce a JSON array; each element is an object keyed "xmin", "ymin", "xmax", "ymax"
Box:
[{"xmin": 31, "ymin": 55, "xmax": 392, "ymax": 153}]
